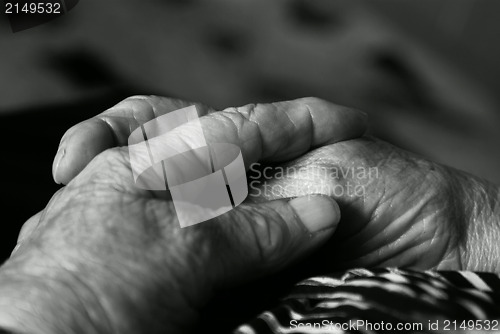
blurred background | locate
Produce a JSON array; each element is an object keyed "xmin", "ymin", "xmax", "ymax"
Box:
[{"xmin": 1, "ymin": 0, "xmax": 500, "ymax": 296}]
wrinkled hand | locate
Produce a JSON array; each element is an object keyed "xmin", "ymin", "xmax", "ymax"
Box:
[
  {"xmin": 50, "ymin": 95, "xmax": 500, "ymax": 274},
  {"xmin": 0, "ymin": 97, "xmax": 366, "ymax": 334},
  {"xmin": 250, "ymin": 136, "xmax": 500, "ymax": 272}
]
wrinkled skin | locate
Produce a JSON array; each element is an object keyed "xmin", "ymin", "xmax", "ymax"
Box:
[
  {"xmin": 0, "ymin": 96, "xmax": 498, "ymax": 334},
  {"xmin": 250, "ymin": 137, "xmax": 470, "ymax": 269}
]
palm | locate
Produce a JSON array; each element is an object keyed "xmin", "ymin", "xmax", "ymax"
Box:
[{"xmin": 250, "ymin": 137, "xmax": 463, "ymax": 270}]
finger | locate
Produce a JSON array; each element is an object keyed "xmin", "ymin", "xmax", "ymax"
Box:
[
  {"xmin": 54, "ymin": 96, "xmax": 367, "ymax": 184},
  {"xmin": 208, "ymin": 97, "xmax": 367, "ymax": 166},
  {"xmin": 143, "ymin": 97, "xmax": 367, "ymax": 178},
  {"xmin": 211, "ymin": 194, "xmax": 341, "ymax": 285},
  {"xmin": 52, "ymin": 96, "xmax": 212, "ymax": 185}
]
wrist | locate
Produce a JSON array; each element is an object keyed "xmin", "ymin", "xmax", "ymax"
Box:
[
  {"xmin": 0, "ymin": 244, "xmax": 207, "ymax": 334},
  {"xmin": 457, "ymin": 171, "xmax": 500, "ymax": 272},
  {"xmin": 0, "ymin": 259, "xmax": 107, "ymax": 334}
]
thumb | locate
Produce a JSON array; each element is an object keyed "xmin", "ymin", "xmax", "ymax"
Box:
[{"xmin": 212, "ymin": 195, "xmax": 340, "ymax": 286}]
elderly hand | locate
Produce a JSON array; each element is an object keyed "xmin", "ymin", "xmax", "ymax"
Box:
[
  {"xmin": 51, "ymin": 95, "xmax": 500, "ymax": 274},
  {"xmin": 50, "ymin": 95, "xmax": 500, "ymax": 274},
  {"xmin": 249, "ymin": 136, "xmax": 500, "ymax": 272},
  {"xmin": 0, "ymin": 97, "xmax": 366, "ymax": 334}
]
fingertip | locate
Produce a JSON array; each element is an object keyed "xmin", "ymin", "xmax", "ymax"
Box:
[
  {"xmin": 289, "ymin": 195, "xmax": 340, "ymax": 235},
  {"xmin": 52, "ymin": 146, "xmax": 65, "ymax": 184},
  {"xmin": 52, "ymin": 119, "xmax": 115, "ymax": 184},
  {"xmin": 52, "ymin": 145, "xmax": 86, "ymax": 185}
]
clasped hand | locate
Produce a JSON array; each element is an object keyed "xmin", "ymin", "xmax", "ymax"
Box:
[{"xmin": 0, "ymin": 96, "xmax": 498, "ymax": 334}]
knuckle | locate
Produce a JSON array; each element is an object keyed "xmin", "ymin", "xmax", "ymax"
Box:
[
  {"xmin": 112, "ymin": 95, "xmax": 154, "ymax": 110},
  {"xmin": 215, "ymin": 109, "xmax": 249, "ymax": 134},
  {"xmin": 110, "ymin": 95, "xmax": 159, "ymax": 117},
  {"xmin": 113, "ymin": 95, "xmax": 199, "ymax": 120},
  {"xmin": 299, "ymin": 96, "xmax": 358, "ymax": 117},
  {"xmin": 124, "ymin": 95, "xmax": 156, "ymax": 103},
  {"xmin": 223, "ymin": 103, "xmax": 258, "ymax": 121},
  {"xmin": 216, "ymin": 106, "xmax": 260, "ymax": 135},
  {"xmin": 297, "ymin": 96, "xmax": 326, "ymax": 107}
]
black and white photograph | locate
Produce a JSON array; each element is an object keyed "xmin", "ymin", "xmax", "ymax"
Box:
[{"xmin": 0, "ymin": 1, "xmax": 500, "ymax": 333}]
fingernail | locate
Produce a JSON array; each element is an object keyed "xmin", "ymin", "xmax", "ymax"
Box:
[
  {"xmin": 289, "ymin": 195, "xmax": 340, "ymax": 234},
  {"xmin": 52, "ymin": 147, "xmax": 65, "ymax": 184}
]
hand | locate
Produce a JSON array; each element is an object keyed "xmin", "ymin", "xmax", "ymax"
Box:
[
  {"xmin": 50, "ymin": 95, "xmax": 500, "ymax": 273},
  {"xmin": 248, "ymin": 137, "xmax": 500, "ymax": 272},
  {"xmin": 0, "ymin": 97, "xmax": 366, "ymax": 334}
]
